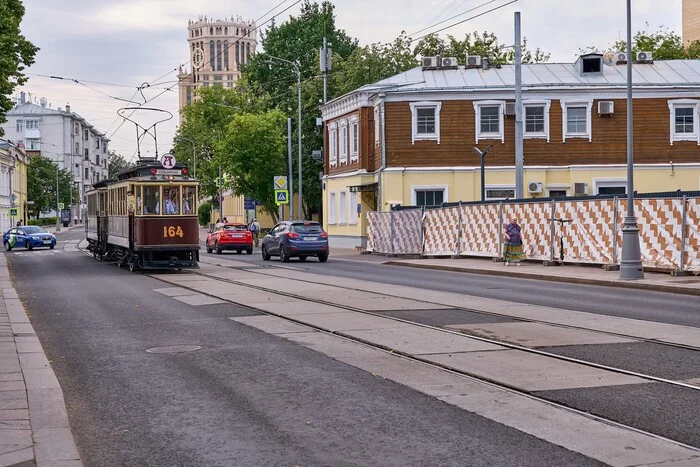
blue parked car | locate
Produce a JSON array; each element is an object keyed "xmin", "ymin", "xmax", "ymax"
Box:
[
  {"xmin": 261, "ymin": 221, "xmax": 329, "ymax": 262},
  {"xmin": 3, "ymin": 225, "xmax": 57, "ymax": 251}
]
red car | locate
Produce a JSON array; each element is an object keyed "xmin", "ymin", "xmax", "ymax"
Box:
[{"xmin": 206, "ymin": 223, "xmax": 254, "ymax": 254}]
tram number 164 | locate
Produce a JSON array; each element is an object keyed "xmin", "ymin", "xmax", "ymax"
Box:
[{"xmin": 163, "ymin": 226, "xmax": 185, "ymax": 238}]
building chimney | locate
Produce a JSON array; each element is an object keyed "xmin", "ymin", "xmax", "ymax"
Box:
[
  {"xmin": 65, "ymin": 103, "xmax": 71, "ymax": 113},
  {"xmin": 20, "ymin": 92, "xmax": 25, "ymax": 104}
]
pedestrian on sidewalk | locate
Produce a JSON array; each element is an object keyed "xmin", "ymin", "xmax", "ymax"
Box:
[
  {"xmin": 503, "ymin": 217, "xmax": 526, "ymax": 266},
  {"xmin": 250, "ymin": 218, "xmax": 260, "ymax": 247}
]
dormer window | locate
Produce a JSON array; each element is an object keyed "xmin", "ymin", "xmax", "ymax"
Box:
[{"xmin": 576, "ymin": 54, "xmax": 603, "ymax": 76}]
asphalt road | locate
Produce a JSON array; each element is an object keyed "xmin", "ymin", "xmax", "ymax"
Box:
[
  {"xmin": 204, "ymin": 244, "xmax": 700, "ymax": 328},
  {"xmin": 4, "ymin": 229, "xmax": 600, "ymax": 466}
]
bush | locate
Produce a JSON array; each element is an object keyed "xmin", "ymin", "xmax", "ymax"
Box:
[
  {"xmin": 28, "ymin": 217, "xmax": 57, "ymax": 226},
  {"xmin": 198, "ymin": 202, "xmax": 212, "ymax": 226}
]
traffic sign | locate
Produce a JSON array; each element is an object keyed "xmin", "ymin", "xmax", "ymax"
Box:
[
  {"xmin": 275, "ymin": 189, "xmax": 289, "ymax": 205},
  {"xmin": 58, "ymin": 203, "xmax": 65, "ymax": 210},
  {"xmin": 274, "ymin": 176, "xmax": 288, "ymax": 190},
  {"xmin": 9, "ymin": 208, "xmax": 18, "ymax": 216},
  {"xmin": 244, "ymin": 197, "xmax": 256, "ymax": 210}
]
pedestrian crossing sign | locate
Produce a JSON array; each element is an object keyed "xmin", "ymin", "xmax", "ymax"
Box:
[
  {"xmin": 275, "ymin": 189, "xmax": 289, "ymax": 205},
  {"xmin": 9, "ymin": 208, "xmax": 18, "ymax": 216}
]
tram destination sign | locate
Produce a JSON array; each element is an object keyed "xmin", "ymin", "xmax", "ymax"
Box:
[{"xmin": 155, "ymin": 169, "xmax": 181, "ymax": 175}]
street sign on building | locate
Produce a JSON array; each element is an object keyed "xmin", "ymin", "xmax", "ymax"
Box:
[
  {"xmin": 274, "ymin": 176, "xmax": 288, "ymax": 190},
  {"xmin": 275, "ymin": 189, "xmax": 289, "ymax": 205},
  {"xmin": 311, "ymin": 150, "xmax": 323, "ymax": 161}
]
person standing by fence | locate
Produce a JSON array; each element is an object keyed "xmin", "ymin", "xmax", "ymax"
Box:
[{"xmin": 503, "ymin": 217, "xmax": 526, "ymax": 266}]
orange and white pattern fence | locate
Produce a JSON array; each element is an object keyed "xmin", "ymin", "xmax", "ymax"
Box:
[{"xmin": 366, "ymin": 197, "xmax": 700, "ymax": 273}]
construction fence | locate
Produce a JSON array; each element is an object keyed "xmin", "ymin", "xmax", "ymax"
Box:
[{"xmin": 366, "ymin": 195, "xmax": 700, "ymax": 273}]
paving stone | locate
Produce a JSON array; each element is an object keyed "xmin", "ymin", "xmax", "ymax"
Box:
[{"xmin": 0, "ymin": 446, "xmax": 34, "ymax": 467}]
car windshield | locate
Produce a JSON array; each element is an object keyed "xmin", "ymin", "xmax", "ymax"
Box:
[
  {"xmin": 23, "ymin": 226, "xmax": 46, "ymax": 234},
  {"xmin": 223, "ymin": 225, "xmax": 247, "ymax": 231},
  {"xmin": 291, "ymin": 223, "xmax": 323, "ymax": 234}
]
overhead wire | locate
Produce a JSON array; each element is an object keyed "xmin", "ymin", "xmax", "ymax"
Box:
[{"xmin": 408, "ymin": 0, "xmax": 500, "ymax": 38}]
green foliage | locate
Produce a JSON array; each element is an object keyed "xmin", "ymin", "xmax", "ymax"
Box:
[
  {"xmin": 28, "ymin": 217, "xmax": 56, "ymax": 226},
  {"xmin": 413, "ymin": 31, "xmax": 550, "ymax": 65},
  {"xmin": 217, "ymin": 110, "xmax": 287, "ymax": 223},
  {"xmin": 0, "ymin": 0, "xmax": 39, "ymax": 134},
  {"xmin": 583, "ymin": 26, "xmax": 700, "ymax": 60},
  {"xmin": 108, "ymin": 151, "xmax": 133, "ymax": 178},
  {"xmin": 198, "ymin": 201, "xmax": 212, "ymax": 226},
  {"xmin": 27, "ymin": 155, "xmax": 76, "ymax": 217}
]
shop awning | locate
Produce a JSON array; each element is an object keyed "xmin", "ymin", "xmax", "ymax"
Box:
[{"xmin": 348, "ymin": 182, "xmax": 378, "ymax": 193}]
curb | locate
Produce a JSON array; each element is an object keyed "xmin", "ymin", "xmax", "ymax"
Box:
[
  {"xmin": 1, "ymin": 255, "xmax": 83, "ymax": 466},
  {"xmin": 385, "ymin": 261, "xmax": 700, "ymax": 297}
]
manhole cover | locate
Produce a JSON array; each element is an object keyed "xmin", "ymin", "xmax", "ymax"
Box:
[{"xmin": 146, "ymin": 345, "xmax": 202, "ymax": 354}]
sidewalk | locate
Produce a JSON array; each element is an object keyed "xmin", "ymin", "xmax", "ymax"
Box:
[{"xmin": 0, "ymin": 254, "xmax": 82, "ymax": 466}]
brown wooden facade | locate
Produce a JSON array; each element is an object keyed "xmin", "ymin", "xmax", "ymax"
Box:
[{"xmin": 325, "ymin": 97, "xmax": 700, "ymax": 176}]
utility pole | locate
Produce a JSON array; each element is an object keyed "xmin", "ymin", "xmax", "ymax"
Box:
[
  {"xmin": 514, "ymin": 11, "xmax": 524, "ymax": 200},
  {"xmin": 218, "ymin": 164, "xmax": 223, "ymax": 222},
  {"xmin": 288, "ymin": 118, "xmax": 294, "ymax": 220},
  {"xmin": 321, "ymin": 37, "xmax": 331, "ymax": 104}
]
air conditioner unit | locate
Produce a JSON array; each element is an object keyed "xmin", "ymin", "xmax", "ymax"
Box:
[
  {"xmin": 574, "ymin": 182, "xmax": 589, "ymax": 195},
  {"xmin": 504, "ymin": 102, "xmax": 516, "ymax": 116},
  {"xmin": 528, "ymin": 182, "xmax": 543, "ymax": 194},
  {"xmin": 615, "ymin": 52, "xmax": 627, "ymax": 64},
  {"xmin": 466, "ymin": 55, "xmax": 482, "ymax": 68},
  {"xmin": 636, "ymin": 51, "xmax": 652, "ymax": 62},
  {"xmin": 421, "ymin": 56, "xmax": 438, "ymax": 69},
  {"xmin": 598, "ymin": 101, "xmax": 614, "ymax": 115},
  {"xmin": 441, "ymin": 57, "xmax": 458, "ymax": 68}
]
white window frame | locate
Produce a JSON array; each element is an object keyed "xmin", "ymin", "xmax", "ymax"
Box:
[
  {"xmin": 410, "ymin": 185, "xmax": 448, "ymax": 206},
  {"xmin": 16, "ymin": 120, "xmax": 23, "ymax": 132},
  {"xmin": 593, "ymin": 178, "xmax": 627, "ymax": 195},
  {"xmin": 328, "ymin": 122, "xmax": 338, "ymax": 167},
  {"xmin": 349, "ymin": 191, "xmax": 358, "ymax": 224},
  {"xmin": 328, "ymin": 191, "xmax": 337, "ymax": 224},
  {"xmin": 485, "ymin": 185, "xmax": 515, "ymax": 201},
  {"xmin": 350, "ymin": 116, "xmax": 359, "ymax": 162},
  {"xmin": 474, "ymin": 101, "xmax": 505, "ymax": 143},
  {"xmin": 339, "ymin": 119, "xmax": 348, "ymax": 165},
  {"xmin": 547, "ymin": 188, "xmax": 569, "ymax": 198},
  {"xmin": 373, "ymin": 106, "xmax": 380, "ymax": 146},
  {"xmin": 26, "ymin": 139, "xmax": 40, "ymax": 150},
  {"xmin": 25, "ymin": 120, "xmax": 39, "ymax": 130},
  {"xmin": 562, "ymin": 100, "xmax": 593, "ymax": 142},
  {"xmin": 339, "ymin": 190, "xmax": 347, "ymax": 224},
  {"xmin": 668, "ymin": 99, "xmax": 700, "ymax": 145},
  {"xmin": 409, "ymin": 101, "xmax": 441, "ymax": 144},
  {"xmin": 523, "ymin": 100, "xmax": 551, "ymax": 142}
]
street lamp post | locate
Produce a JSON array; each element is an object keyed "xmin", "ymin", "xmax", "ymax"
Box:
[
  {"xmin": 473, "ymin": 145, "xmax": 493, "ymax": 203},
  {"xmin": 619, "ymin": 0, "xmax": 644, "ymax": 279},
  {"xmin": 268, "ymin": 55, "xmax": 302, "ymax": 219}
]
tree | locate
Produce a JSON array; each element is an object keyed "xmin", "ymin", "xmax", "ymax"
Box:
[
  {"xmin": 582, "ymin": 26, "xmax": 700, "ymax": 59},
  {"xmin": 173, "ymin": 84, "xmax": 268, "ymax": 201},
  {"xmin": 108, "ymin": 151, "xmax": 133, "ymax": 178},
  {"xmin": 413, "ymin": 31, "xmax": 550, "ymax": 65},
  {"xmin": 243, "ymin": 0, "xmax": 358, "ymax": 218},
  {"xmin": 27, "ymin": 156, "xmax": 76, "ymax": 218},
  {"xmin": 0, "ymin": 0, "xmax": 39, "ymax": 135}
]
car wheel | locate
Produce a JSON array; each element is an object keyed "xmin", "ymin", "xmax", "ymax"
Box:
[
  {"xmin": 25, "ymin": 240, "xmax": 33, "ymax": 250},
  {"xmin": 318, "ymin": 254, "xmax": 328, "ymax": 263},
  {"xmin": 206, "ymin": 241, "xmax": 212, "ymax": 254},
  {"xmin": 50, "ymin": 245, "xmax": 55, "ymax": 250},
  {"xmin": 236, "ymin": 250, "xmax": 241, "ymax": 254},
  {"xmin": 246, "ymin": 247, "xmax": 253, "ymax": 255},
  {"xmin": 280, "ymin": 247, "xmax": 290, "ymax": 263},
  {"xmin": 4, "ymin": 241, "xmax": 12, "ymax": 251},
  {"xmin": 298, "ymin": 255, "xmax": 307, "ymax": 262},
  {"xmin": 261, "ymin": 245, "xmax": 271, "ymax": 261},
  {"xmin": 216, "ymin": 242, "xmax": 222, "ymax": 254}
]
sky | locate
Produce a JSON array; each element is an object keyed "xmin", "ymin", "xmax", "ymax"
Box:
[{"xmin": 16, "ymin": 0, "xmax": 684, "ymax": 162}]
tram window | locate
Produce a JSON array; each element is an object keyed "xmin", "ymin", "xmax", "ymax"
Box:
[
  {"xmin": 183, "ymin": 186, "xmax": 196, "ymax": 214},
  {"xmin": 164, "ymin": 187, "xmax": 180, "ymax": 215},
  {"xmin": 143, "ymin": 186, "xmax": 160, "ymax": 214},
  {"xmin": 136, "ymin": 186, "xmax": 143, "ymax": 215}
]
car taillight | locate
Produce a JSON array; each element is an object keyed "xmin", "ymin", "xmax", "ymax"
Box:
[
  {"xmin": 320, "ymin": 232, "xmax": 328, "ymax": 238},
  {"xmin": 286, "ymin": 232, "xmax": 300, "ymax": 239}
]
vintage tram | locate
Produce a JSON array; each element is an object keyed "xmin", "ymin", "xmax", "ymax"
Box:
[{"xmin": 85, "ymin": 160, "xmax": 200, "ymax": 270}]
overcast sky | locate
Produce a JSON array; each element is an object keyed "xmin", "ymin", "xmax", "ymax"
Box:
[{"xmin": 16, "ymin": 0, "xmax": 683, "ymax": 161}]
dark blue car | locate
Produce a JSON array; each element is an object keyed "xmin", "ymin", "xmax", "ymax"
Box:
[
  {"xmin": 3, "ymin": 226, "xmax": 57, "ymax": 251},
  {"xmin": 261, "ymin": 221, "xmax": 329, "ymax": 262}
]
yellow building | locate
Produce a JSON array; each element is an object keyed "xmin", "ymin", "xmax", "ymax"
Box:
[
  {"xmin": 684, "ymin": 0, "xmax": 700, "ymax": 45},
  {"xmin": 0, "ymin": 139, "xmax": 29, "ymax": 231}
]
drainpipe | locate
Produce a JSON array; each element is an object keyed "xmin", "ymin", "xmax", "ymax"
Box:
[{"xmin": 377, "ymin": 93, "xmax": 387, "ymax": 211}]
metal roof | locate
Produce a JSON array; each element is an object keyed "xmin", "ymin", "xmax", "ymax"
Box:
[
  {"xmin": 356, "ymin": 60, "xmax": 700, "ymax": 94},
  {"xmin": 7, "ymin": 102, "xmax": 65, "ymax": 116}
]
